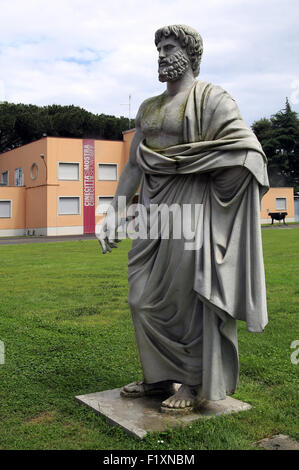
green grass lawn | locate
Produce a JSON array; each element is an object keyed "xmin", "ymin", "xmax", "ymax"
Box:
[{"xmin": 0, "ymin": 230, "xmax": 298, "ymax": 450}]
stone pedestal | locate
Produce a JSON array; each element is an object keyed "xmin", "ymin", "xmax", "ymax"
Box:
[{"xmin": 75, "ymin": 387, "xmax": 252, "ymax": 439}]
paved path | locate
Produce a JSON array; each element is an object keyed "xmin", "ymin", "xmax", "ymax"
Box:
[
  {"xmin": 262, "ymin": 223, "xmax": 299, "ymax": 230},
  {"xmin": 0, "ymin": 234, "xmax": 98, "ymax": 246},
  {"xmin": 0, "ymin": 224, "xmax": 298, "ymax": 246}
]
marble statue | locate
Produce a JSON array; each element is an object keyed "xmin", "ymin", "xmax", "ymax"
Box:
[{"xmin": 98, "ymin": 24, "xmax": 269, "ymax": 412}]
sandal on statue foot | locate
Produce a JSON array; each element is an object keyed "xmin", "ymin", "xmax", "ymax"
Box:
[
  {"xmin": 160, "ymin": 396, "xmax": 207, "ymax": 413},
  {"xmin": 160, "ymin": 384, "xmax": 207, "ymax": 413},
  {"xmin": 120, "ymin": 381, "xmax": 173, "ymax": 398}
]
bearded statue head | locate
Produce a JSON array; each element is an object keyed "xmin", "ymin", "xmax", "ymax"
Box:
[{"xmin": 155, "ymin": 24, "xmax": 203, "ymax": 82}]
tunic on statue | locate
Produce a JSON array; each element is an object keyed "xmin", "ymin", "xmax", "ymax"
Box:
[{"xmin": 128, "ymin": 80, "xmax": 269, "ymax": 401}]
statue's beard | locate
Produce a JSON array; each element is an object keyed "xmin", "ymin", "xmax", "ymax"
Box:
[{"xmin": 158, "ymin": 50, "xmax": 189, "ymax": 82}]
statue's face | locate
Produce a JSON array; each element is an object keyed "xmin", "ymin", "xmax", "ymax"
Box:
[{"xmin": 157, "ymin": 36, "xmax": 190, "ymax": 82}]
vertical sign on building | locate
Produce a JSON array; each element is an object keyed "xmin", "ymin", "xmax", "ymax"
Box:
[{"xmin": 83, "ymin": 139, "xmax": 95, "ymax": 234}]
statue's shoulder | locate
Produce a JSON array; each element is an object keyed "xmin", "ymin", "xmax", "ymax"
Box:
[
  {"xmin": 194, "ymin": 80, "xmax": 232, "ymax": 100},
  {"xmin": 139, "ymin": 93, "xmax": 166, "ymax": 111},
  {"xmin": 193, "ymin": 80, "xmax": 239, "ymax": 118},
  {"xmin": 136, "ymin": 92, "xmax": 167, "ymax": 125}
]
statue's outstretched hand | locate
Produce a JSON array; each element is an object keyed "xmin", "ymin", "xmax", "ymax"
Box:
[{"xmin": 97, "ymin": 215, "xmax": 121, "ymax": 254}]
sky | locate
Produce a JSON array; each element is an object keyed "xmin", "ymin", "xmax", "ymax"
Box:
[{"xmin": 0, "ymin": 0, "xmax": 298, "ymax": 126}]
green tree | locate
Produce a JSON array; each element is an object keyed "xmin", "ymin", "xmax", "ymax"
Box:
[
  {"xmin": 0, "ymin": 102, "xmax": 134, "ymax": 153},
  {"xmin": 252, "ymin": 98, "xmax": 299, "ymax": 191}
]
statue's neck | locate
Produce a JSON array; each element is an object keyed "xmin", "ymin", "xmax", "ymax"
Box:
[{"xmin": 165, "ymin": 70, "xmax": 196, "ymax": 97}]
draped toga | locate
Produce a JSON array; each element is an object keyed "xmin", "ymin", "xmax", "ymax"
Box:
[{"xmin": 127, "ymin": 80, "xmax": 269, "ymax": 401}]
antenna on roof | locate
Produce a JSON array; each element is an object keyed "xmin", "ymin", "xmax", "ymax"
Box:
[{"xmin": 120, "ymin": 94, "xmax": 132, "ymax": 129}]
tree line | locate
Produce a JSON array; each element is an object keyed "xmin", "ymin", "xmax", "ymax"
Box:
[
  {"xmin": 0, "ymin": 102, "xmax": 134, "ymax": 154},
  {"xmin": 252, "ymin": 98, "xmax": 299, "ymax": 192}
]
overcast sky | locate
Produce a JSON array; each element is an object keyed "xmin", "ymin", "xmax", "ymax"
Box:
[{"xmin": 0, "ymin": 0, "xmax": 298, "ymax": 126}]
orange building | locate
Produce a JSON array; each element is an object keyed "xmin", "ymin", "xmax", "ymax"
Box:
[
  {"xmin": 0, "ymin": 132, "xmax": 134, "ymax": 236},
  {"xmin": 260, "ymin": 187, "xmax": 295, "ymax": 224},
  {"xmin": 0, "ymin": 132, "xmax": 295, "ymax": 236}
]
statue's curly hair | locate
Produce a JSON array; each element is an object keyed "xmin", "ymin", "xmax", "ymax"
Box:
[{"xmin": 155, "ymin": 24, "xmax": 203, "ymax": 77}]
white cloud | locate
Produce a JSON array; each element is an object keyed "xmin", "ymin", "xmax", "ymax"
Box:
[
  {"xmin": 0, "ymin": 0, "xmax": 298, "ymax": 123},
  {"xmin": 0, "ymin": 80, "xmax": 5, "ymax": 101}
]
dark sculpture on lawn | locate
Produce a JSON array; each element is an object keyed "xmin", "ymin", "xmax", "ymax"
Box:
[
  {"xmin": 99, "ymin": 24, "xmax": 269, "ymax": 412},
  {"xmin": 268, "ymin": 211, "xmax": 288, "ymax": 225}
]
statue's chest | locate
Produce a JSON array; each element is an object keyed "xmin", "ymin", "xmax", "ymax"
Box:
[{"xmin": 141, "ymin": 95, "xmax": 186, "ymax": 138}]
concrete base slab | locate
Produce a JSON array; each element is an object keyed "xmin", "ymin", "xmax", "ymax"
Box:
[
  {"xmin": 255, "ymin": 434, "xmax": 299, "ymax": 450},
  {"xmin": 75, "ymin": 387, "xmax": 252, "ymax": 439}
]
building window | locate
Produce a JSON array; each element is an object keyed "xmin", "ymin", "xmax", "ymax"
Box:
[
  {"xmin": 14, "ymin": 168, "xmax": 23, "ymax": 186},
  {"xmin": 58, "ymin": 197, "xmax": 80, "ymax": 215},
  {"xmin": 58, "ymin": 162, "xmax": 80, "ymax": 181},
  {"xmin": 98, "ymin": 196, "xmax": 114, "ymax": 214},
  {"xmin": 0, "ymin": 200, "xmax": 12, "ymax": 218},
  {"xmin": 276, "ymin": 197, "xmax": 287, "ymax": 211},
  {"xmin": 30, "ymin": 163, "xmax": 38, "ymax": 180},
  {"xmin": 98, "ymin": 164, "xmax": 117, "ymax": 181},
  {"xmin": 1, "ymin": 171, "xmax": 8, "ymax": 186}
]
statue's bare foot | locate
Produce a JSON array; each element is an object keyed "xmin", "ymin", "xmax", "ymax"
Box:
[
  {"xmin": 120, "ymin": 380, "xmax": 174, "ymax": 398},
  {"xmin": 161, "ymin": 384, "xmax": 205, "ymax": 412}
]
